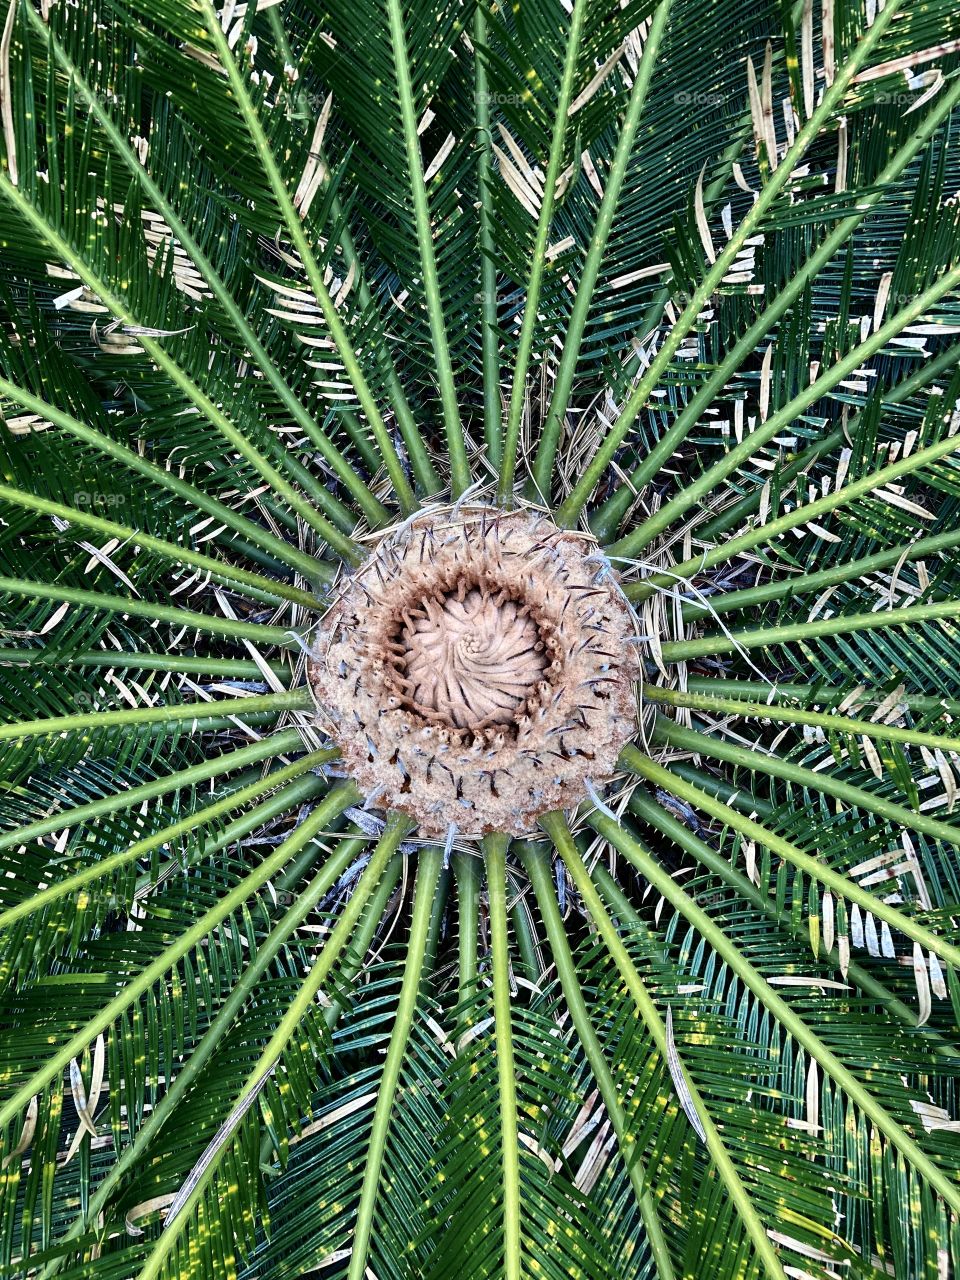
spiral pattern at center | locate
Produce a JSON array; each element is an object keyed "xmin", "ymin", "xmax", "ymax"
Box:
[{"xmin": 401, "ymin": 588, "xmax": 546, "ymax": 728}]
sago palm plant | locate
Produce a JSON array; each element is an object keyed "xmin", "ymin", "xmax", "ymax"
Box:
[{"xmin": 1, "ymin": 0, "xmax": 959, "ymax": 1275}]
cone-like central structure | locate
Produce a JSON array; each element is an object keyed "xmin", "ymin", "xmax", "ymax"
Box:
[
  {"xmin": 401, "ymin": 587, "xmax": 547, "ymax": 729},
  {"xmin": 309, "ymin": 506, "xmax": 639, "ymax": 836}
]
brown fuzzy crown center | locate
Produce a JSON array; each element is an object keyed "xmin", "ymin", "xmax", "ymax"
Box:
[
  {"xmin": 308, "ymin": 506, "xmax": 641, "ymax": 837},
  {"xmin": 394, "ymin": 586, "xmax": 548, "ymax": 730}
]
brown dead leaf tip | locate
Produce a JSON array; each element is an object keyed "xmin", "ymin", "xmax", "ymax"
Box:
[{"xmin": 308, "ymin": 506, "xmax": 640, "ymax": 836}]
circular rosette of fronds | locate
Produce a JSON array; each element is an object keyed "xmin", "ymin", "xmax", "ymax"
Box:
[
  {"xmin": 1, "ymin": 2, "xmax": 960, "ymax": 1280},
  {"xmin": 309, "ymin": 505, "xmax": 640, "ymax": 835}
]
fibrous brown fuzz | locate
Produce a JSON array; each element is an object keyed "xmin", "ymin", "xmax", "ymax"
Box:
[{"xmin": 309, "ymin": 505, "xmax": 640, "ymax": 836}]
